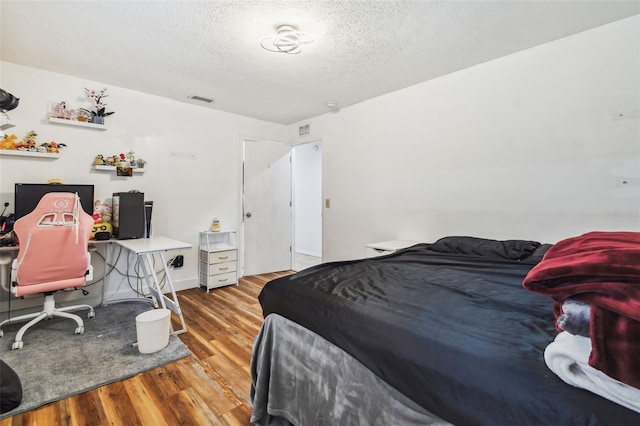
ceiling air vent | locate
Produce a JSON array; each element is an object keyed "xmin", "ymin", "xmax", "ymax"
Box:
[{"xmin": 187, "ymin": 95, "xmax": 214, "ymax": 104}]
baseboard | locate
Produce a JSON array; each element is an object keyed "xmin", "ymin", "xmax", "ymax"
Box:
[
  {"xmin": 295, "ymin": 249, "xmax": 322, "ymax": 257},
  {"xmin": 173, "ymin": 277, "xmax": 198, "ymax": 292},
  {"xmin": 103, "ymin": 277, "xmax": 198, "ymax": 302}
]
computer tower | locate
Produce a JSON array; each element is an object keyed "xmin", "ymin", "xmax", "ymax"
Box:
[
  {"xmin": 112, "ymin": 192, "xmax": 145, "ymax": 239},
  {"xmin": 144, "ymin": 201, "xmax": 153, "ymax": 238}
]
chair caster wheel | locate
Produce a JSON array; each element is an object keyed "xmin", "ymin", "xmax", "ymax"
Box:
[
  {"xmin": 12, "ymin": 341, "xmax": 23, "ymax": 350},
  {"xmin": 75, "ymin": 326, "xmax": 84, "ymax": 335},
  {"xmin": 88, "ymin": 311, "xmax": 95, "ymax": 319}
]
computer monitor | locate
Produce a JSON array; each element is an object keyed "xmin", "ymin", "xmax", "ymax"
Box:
[{"xmin": 14, "ymin": 183, "xmax": 95, "ymax": 219}]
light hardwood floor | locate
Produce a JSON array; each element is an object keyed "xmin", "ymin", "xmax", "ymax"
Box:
[{"xmin": 0, "ymin": 271, "xmax": 293, "ymax": 426}]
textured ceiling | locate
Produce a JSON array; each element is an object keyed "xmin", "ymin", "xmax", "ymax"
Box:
[{"xmin": 1, "ymin": 1, "xmax": 639, "ymax": 125}]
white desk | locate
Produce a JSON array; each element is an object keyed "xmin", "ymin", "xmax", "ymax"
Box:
[
  {"xmin": 114, "ymin": 236, "xmax": 192, "ymax": 335},
  {"xmin": 2, "ymin": 236, "xmax": 192, "ymax": 335}
]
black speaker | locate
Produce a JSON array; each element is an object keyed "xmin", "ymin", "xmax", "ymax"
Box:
[
  {"xmin": 112, "ymin": 192, "xmax": 145, "ymax": 239},
  {"xmin": 144, "ymin": 201, "xmax": 153, "ymax": 238}
]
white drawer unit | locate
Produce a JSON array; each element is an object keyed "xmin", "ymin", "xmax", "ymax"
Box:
[
  {"xmin": 365, "ymin": 240, "xmax": 419, "ymax": 258},
  {"xmin": 201, "ymin": 259, "xmax": 236, "ymax": 275},
  {"xmin": 199, "ymin": 250, "xmax": 237, "ymax": 264},
  {"xmin": 198, "ymin": 231, "xmax": 238, "ymax": 291},
  {"xmin": 199, "ymin": 270, "xmax": 237, "ymax": 289}
]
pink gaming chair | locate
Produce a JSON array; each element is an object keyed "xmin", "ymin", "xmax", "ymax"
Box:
[{"xmin": 0, "ymin": 192, "xmax": 95, "ymax": 350}]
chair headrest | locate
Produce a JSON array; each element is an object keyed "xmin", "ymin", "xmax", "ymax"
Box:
[{"xmin": 34, "ymin": 192, "xmax": 81, "ymax": 213}]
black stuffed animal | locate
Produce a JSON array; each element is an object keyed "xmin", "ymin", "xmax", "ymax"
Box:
[{"xmin": 0, "ymin": 359, "xmax": 22, "ymax": 413}]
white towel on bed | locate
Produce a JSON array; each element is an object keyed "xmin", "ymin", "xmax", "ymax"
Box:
[{"xmin": 544, "ymin": 331, "xmax": 640, "ymax": 414}]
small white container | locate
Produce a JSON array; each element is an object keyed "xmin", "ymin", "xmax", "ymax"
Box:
[{"xmin": 135, "ymin": 308, "xmax": 171, "ymax": 354}]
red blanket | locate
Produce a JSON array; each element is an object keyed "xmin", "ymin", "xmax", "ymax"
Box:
[{"xmin": 523, "ymin": 231, "xmax": 640, "ymax": 388}]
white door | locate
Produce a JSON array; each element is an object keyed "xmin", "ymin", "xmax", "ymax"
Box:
[{"xmin": 242, "ymin": 139, "xmax": 292, "ymax": 276}]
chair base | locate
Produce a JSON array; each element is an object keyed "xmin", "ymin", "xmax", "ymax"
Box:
[{"xmin": 0, "ymin": 294, "xmax": 95, "ymax": 350}]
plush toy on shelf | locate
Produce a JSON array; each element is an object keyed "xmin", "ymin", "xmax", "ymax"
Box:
[
  {"xmin": 0, "ymin": 134, "xmax": 17, "ymax": 150},
  {"xmin": 40, "ymin": 141, "xmax": 66, "ymax": 153},
  {"xmin": 15, "ymin": 131, "xmax": 37, "ymax": 150}
]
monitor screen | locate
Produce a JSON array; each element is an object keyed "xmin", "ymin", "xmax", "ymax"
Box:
[{"xmin": 14, "ymin": 183, "xmax": 95, "ymax": 219}]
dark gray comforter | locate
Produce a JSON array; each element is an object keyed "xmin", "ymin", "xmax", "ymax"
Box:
[
  {"xmin": 254, "ymin": 244, "xmax": 640, "ymax": 425},
  {"xmin": 251, "ymin": 314, "xmax": 449, "ymax": 426}
]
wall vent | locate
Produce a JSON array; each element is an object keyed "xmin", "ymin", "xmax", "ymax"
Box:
[
  {"xmin": 298, "ymin": 124, "xmax": 310, "ymax": 136},
  {"xmin": 187, "ymin": 95, "xmax": 214, "ymax": 104}
]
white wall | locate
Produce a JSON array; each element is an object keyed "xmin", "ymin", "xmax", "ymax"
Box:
[
  {"xmin": 290, "ymin": 15, "xmax": 640, "ymax": 262},
  {"xmin": 0, "ymin": 62, "xmax": 286, "ymax": 303}
]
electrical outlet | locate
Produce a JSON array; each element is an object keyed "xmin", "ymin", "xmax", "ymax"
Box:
[{"xmin": 173, "ymin": 255, "xmax": 184, "ymax": 268}]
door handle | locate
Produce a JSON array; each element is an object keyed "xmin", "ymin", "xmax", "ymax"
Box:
[{"xmin": 245, "ymin": 212, "xmax": 252, "ymax": 218}]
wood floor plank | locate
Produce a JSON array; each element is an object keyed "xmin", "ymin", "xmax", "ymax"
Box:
[
  {"xmin": 94, "ymin": 381, "xmax": 142, "ymax": 425},
  {"xmin": 122, "ymin": 375, "xmax": 178, "ymax": 426},
  {"xmin": 0, "ymin": 271, "xmax": 292, "ymax": 425},
  {"xmin": 167, "ymin": 388, "xmax": 225, "ymax": 426}
]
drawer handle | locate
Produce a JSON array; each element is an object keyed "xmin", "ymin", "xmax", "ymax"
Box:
[
  {"xmin": 218, "ymin": 256, "xmax": 229, "ymax": 260},
  {"xmin": 374, "ymin": 248, "xmax": 385, "ymax": 253},
  {"xmin": 219, "ymin": 267, "xmax": 229, "ymax": 271},
  {"xmin": 218, "ymin": 278, "xmax": 229, "ymax": 282}
]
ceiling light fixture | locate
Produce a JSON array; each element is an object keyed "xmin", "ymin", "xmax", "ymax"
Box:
[{"xmin": 260, "ymin": 25, "xmax": 313, "ymax": 54}]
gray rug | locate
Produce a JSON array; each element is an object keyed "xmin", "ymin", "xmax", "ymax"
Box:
[{"xmin": 0, "ymin": 302, "xmax": 190, "ymax": 419}]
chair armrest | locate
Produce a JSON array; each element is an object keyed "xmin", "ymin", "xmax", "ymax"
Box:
[
  {"xmin": 0, "ymin": 252, "xmax": 13, "ymax": 292},
  {"xmin": 10, "ymin": 257, "xmax": 17, "ymax": 283}
]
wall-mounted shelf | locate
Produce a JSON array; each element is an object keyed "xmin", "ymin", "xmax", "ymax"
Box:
[
  {"xmin": 93, "ymin": 165, "xmax": 146, "ymax": 174},
  {"xmin": 0, "ymin": 150, "xmax": 60, "ymax": 159},
  {"xmin": 48, "ymin": 117, "xmax": 107, "ymax": 130}
]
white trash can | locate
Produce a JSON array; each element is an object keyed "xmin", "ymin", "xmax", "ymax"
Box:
[{"xmin": 135, "ymin": 308, "xmax": 171, "ymax": 354}]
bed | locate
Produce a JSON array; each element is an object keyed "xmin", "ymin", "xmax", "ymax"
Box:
[{"xmin": 250, "ymin": 235, "xmax": 640, "ymax": 425}]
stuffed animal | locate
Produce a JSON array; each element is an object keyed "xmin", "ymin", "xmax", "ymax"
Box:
[
  {"xmin": 93, "ymin": 199, "xmax": 112, "ymax": 224},
  {"xmin": 20, "ymin": 131, "xmax": 37, "ymax": 150},
  {"xmin": 93, "ymin": 154, "xmax": 105, "ymax": 165},
  {"xmin": 0, "ymin": 134, "xmax": 17, "ymax": 150},
  {"xmin": 46, "ymin": 142, "xmax": 60, "ymax": 153},
  {"xmin": 39, "ymin": 141, "xmax": 66, "ymax": 153},
  {"xmin": 90, "ymin": 221, "xmax": 112, "ymax": 240}
]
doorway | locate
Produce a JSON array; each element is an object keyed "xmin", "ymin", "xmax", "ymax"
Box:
[
  {"xmin": 242, "ymin": 139, "xmax": 323, "ymax": 276},
  {"xmin": 291, "ymin": 141, "xmax": 323, "ymax": 271}
]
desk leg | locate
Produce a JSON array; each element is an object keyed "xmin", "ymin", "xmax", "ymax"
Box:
[
  {"xmin": 139, "ymin": 252, "xmax": 187, "ymax": 335},
  {"xmin": 100, "ymin": 242, "xmax": 109, "ymax": 306}
]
